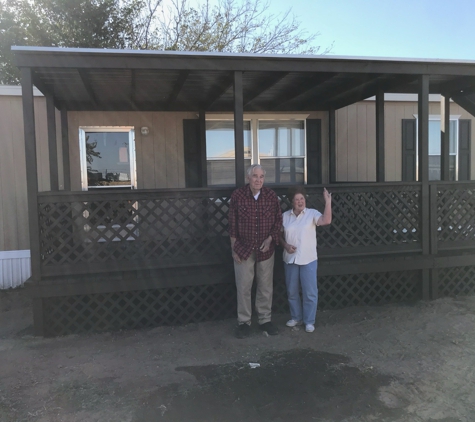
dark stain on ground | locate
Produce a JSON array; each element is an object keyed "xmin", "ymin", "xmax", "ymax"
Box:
[{"xmin": 135, "ymin": 349, "xmax": 406, "ymax": 422}]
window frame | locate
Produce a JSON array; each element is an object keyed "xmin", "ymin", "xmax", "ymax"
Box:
[
  {"xmin": 414, "ymin": 115, "xmax": 461, "ymax": 181},
  {"xmin": 205, "ymin": 114, "xmax": 309, "ymax": 186},
  {"xmin": 79, "ymin": 126, "xmax": 137, "ymax": 191}
]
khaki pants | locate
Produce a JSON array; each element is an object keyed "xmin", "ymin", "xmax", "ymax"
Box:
[{"xmin": 234, "ymin": 251, "xmax": 275, "ymax": 325}]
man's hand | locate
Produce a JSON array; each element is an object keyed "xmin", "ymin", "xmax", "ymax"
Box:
[
  {"xmin": 232, "ymin": 250, "xmax": 242, "ymax": 264},
  {"xmin": 259, "ymin": 236, "xmax": 272, "ymax": 253}
]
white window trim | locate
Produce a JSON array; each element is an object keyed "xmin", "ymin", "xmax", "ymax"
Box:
[
  {"xmin": 79, "ymin": 126, "xmax": 137, "ymax": 191},
  {"xmin": 413, "ymin": 115, "xmax": 461, "ymax": 181}
]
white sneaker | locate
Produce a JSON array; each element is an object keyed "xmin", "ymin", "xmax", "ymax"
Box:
[
  {"xmin": 286, "ymin": 319, "xmax": 303, "ymax": 327},
  {"xmin": 305, "ymin": 324, "xmax": 315, "ymax": 333}
]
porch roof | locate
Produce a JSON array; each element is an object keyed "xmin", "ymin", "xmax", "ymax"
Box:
[{"xmin": 12, "ymin": 46, "xmax": 475, "ymax": 112}]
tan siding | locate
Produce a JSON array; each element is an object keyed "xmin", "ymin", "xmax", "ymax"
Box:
[
  {"xmin": 34, "ymin": 97, "xmax": 49, "ymax": 192},
  {"xmin": 0, "ymin": 96, "xmax": 36, "ymax": 251},
  {"xmin": 11, "ymin": 99, "xmax": 29, "ymax": 250},
  {"xmin": 383, "ymin": 101, "xmax": 475, "ymax": 181},
  {"xmin": 68, "ymin": 111, "xmax": 194, "ymax": 190},
  {"xmin": 336, "ymin": 108, "xmax": 348, "ymax": 181}
]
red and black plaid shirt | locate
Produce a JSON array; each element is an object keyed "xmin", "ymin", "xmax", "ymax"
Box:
[{"xmin": 228, "ymin": 184, "xmax": 283, "ymax": 262}]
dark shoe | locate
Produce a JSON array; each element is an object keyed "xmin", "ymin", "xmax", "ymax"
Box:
[
  {"xmin": 259, "ymin": 321, "xmax": 279, "ymax": 336},
  {"xmin": 236, "ymin": 323, "xmax": 251, "ymax": 339}
]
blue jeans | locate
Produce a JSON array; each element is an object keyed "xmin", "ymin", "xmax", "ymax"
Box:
[{"xmin": 284, "ymin": 260, "xmax": 318, "ymax": 325}]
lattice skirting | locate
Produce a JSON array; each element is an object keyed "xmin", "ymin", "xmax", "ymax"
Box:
[
  {"xmin": 437, "ymin": 266, "xmax": 475, "ymax": 297},
  {"xmin": 42, "ymin": 269, "xmax": 422, "ymax": 336}
]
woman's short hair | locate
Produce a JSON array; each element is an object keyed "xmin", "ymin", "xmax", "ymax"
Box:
[
  {"xmin": 288, "ymin": 186, "xmax": 307, "ymax": 202},
  {"xmin": 247, "ymin": 164, "xmax": 266, "ymax": 176}
]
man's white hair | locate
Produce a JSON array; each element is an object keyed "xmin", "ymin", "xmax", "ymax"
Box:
[{"xmin": 247, "ymin": 164, "xmax": 266, "ymax": 176}]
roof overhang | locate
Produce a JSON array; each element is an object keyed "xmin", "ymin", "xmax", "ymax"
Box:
[{"xmin": 12, "ymin": 46, "xmax": 475, "ymax": 112}]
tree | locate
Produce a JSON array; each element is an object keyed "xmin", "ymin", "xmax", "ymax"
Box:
[
  {"xmin": 0, "ymin": 0, "xmax": 149, "ymax": 84},
  {"xmin": 0, "ymin": 0, "xmax": 330, "ymax": 84},
  {"xmin": 154, "ymin": 0, "xmax": 329, "ymax": 55}
]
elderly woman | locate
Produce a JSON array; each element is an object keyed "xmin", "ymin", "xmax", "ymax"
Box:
[{"xmin": 279, "ymin": 187, "xmax": 332, "ymax": 333}]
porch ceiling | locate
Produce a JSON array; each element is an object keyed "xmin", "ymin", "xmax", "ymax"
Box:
[{"xmin": 13, "ymin": 46, "xmax": 475, "ymax": 112}]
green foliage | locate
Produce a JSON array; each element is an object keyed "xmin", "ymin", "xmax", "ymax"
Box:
[
  {"xmin": 0, "ymin": 0, "xmax": 330, "ymax": 85},
  {"xmin": 0, "ymin": 0, "xmax": 146, "ymax": 84}
]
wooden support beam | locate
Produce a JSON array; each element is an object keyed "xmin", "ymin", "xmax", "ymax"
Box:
[
  {"xmin": 329, "ymin": 108, "xmax": 336, "ymax": 183},
  {"xmin": 440, "ymin": 95, "xmax": 450, "ymax": 181},
  {"xmin": 233, "ymin": 71, "xmax": 245, "ymax": 187},
  {"xmin": 418, "ymin": 75, "xmax": 430, "ymax": 256},
  {"xmin": 272, "ymin": 73, "xmax": 337, "ymax": 110},
  {"xmin": 375, "ymin": 89, "xmax": 385, "ymax": 182},
  {"xmin": 243, "ymin": 72, "xmax": 289, "ymax": 107},
  {"xmin": 199, "ymin": 110, "xmax": 208, "ymax": 187},
  {"xmin": 61, "ymin": 109, "xmax": 71, "ymax": 191},
  {"xmin": 20, "ymin": 67, "xmax": 41, "ymax": 281},
  {"xmin": 78, "ymin": 69, "xmax": 99, "ymax": 107},
  {"xmin": 166, "ymin": 70, "xmax": 190, "ymax": 109},
  {"xmin": 204, "ymin": 74, "xmax": 234, "ymax": 109},
  {"xmin": 46, "ymin": 94, "xmax": 59, "ymax": 191}
]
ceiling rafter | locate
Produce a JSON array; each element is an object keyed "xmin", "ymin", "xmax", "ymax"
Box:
[
  {"xmin": 166, "ymin": 70, "xmax": 190, "ymax": 109},
  {"xmin": 270, "ymin": 73, "xmax": 337, "ymax": 110},
  {"xmin": 203, "ymin": 73, "xmax": 234, "ymax": 109},
  {"xmin": 78, "ymin": 69, "xmax": 98, "ymax": 108},
  {"xmin": 243, "ymin": 72, "xmax": 289, "ymax": 107}
]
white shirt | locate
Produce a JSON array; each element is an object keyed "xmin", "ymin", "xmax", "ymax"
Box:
[{"xmin": 282, "ymin": 208, "xmax": 322, "ymax": 265}]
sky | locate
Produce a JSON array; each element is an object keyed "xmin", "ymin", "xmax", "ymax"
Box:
[{"xmin": 265, "ymin": 0, "xmax": 475, "ymax": 60}]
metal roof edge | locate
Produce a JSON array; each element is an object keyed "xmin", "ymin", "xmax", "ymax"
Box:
[{"xmin": 10, "ymin": 45, "xmax": 475, "ymax": 65}]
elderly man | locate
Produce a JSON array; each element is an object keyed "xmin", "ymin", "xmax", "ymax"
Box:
[{"xmin": 228, "ymin": 164, "xmax": 283, "ymax": 338}]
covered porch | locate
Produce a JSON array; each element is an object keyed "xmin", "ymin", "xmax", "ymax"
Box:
[{"xmin": 13, "ymin": 47, "xmax": 475, "ymax": 335}]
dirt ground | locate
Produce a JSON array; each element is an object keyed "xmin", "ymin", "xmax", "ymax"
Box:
[{"xmin": 1, "ymin": 288, "xmax": 475, "ymax": 422}]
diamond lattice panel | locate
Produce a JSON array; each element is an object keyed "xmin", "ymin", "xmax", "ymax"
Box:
[
  {"xmin": 43, "ymin": 284, "xmax": 238, "ymax": 336},
  {"xmin": 39, "ymin": 195, "xmax": 232, "ymax": 267},
  {"xmin": 276, "ymin": 186, "xmax": 421, "ymax": 250},
  {"xmin": 318, "ymin": 271, "xmax": 421, "ymax": 309},
  {"xmin": 42, "ymin": 269, "xmax": 421, "ymax": 336},
  {"xmin": 438, "ymin": 266, "xmax": 475, "ymax": 297},
  {"xmin": 437, "ymin": 187, "xmax": 475, "ymax": 244}
]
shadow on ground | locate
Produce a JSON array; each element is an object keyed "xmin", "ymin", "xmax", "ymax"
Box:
[{"xmin": 136, "ymin": 349, "xmax": 406, "ymax": 422}]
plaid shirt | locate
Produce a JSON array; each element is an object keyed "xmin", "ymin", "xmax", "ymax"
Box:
[{"xmin": 228, "ymin": 184, "xmax": 283, "ymax": 262}]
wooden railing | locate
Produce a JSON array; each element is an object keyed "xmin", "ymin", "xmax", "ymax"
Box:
[{"xmin": 36, "ymin": 182, "xmax": 475, "ymax": 277}]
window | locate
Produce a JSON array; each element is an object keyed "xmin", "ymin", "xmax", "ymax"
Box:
[
  {"xmin": 258, "ymin": 120, "xmax": 305, "ymax": 184},
  {"xmin": 205, "ymin": 117, "xmax": 307, "ymax": 186},
  {"xmin": 428, "ymin": 119, "xmax": 457, "ymax": 181},
  {"xmin": 79, "ymin": 127, "xmax": 136, "ymax": 190},
  {"xmin": 206, "ymin": 121, "xmax": 251, "ymax": 186}
]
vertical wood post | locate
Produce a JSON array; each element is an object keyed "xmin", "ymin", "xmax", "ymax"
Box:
[
  {"xmin": 422, "ymin": 269, "xmax": 431, "ymax": 300},
  {"xmin": 199, "ymin": 110, "xmax": 208, "ymax": 187},
  {"xmin": 46, "ymin": 94, "xmax": 59, "ymax": 191},
  {"xmin": 32, "ymin": 297, "xmax": 45, "ymax": 336},
  {"xmin": 61, "ymin": 109, "xmax": 71, "ymax": 191},
  {"xmin": 418, "ymin": 75, "xmax": 430, "ymax": 256},
  {"xmin": 233, "ymin": 71, "xmax": 245, "ymax": 187},
  {"xmin": 429, "ymin": 184, "xmax": 438, "ymax": 256},
  {"xmin": 328, "ymin": 108, "xmax": 336, "ymax": 183},
  {"xmin": 20, "ymin": 68, "xmax": 41, "ymax": 282},
  {"xmin": 440, "ymin": 95, "xmax": 450, "ymax": 181},
  {"xmin": 375, "ymin": 89, "xmax": 385, "ymax": 182}
]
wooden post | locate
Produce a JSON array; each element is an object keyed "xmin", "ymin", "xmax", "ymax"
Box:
[
  {"xmin": 375, "ymin": 89, "xmax": 385, "ymax": 182},
  {"xmin": 46, "ymin": 94, "xmax": 59, "ymax": 191},
  {"xmin": 61, "ymin": 109, "xmax": 71, "ymax": 191},
  {"xmin": 32, "ymin": 297, "xmax": 45, "ymax": 336},
  {"xmin": 418, "ymin": 75, "xmax": 430, "ymax": 256},
  {"xmin": 233, "ymin": 71, "xmax": 245, "ymax": 187},
  {"xmin": 329, "ymin": 108, "xmax": 336, "ymax": 183},
  {"xmin": 20, "ymin": 68, "xmax": 41, "ymax": 282},
  {"xmin": 199, "ymin": 110, "xmax": 208, "ymax": 187},
  {"xmin": 440, "ymin": 95, "xmax": 450, "ymax": 181}
]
